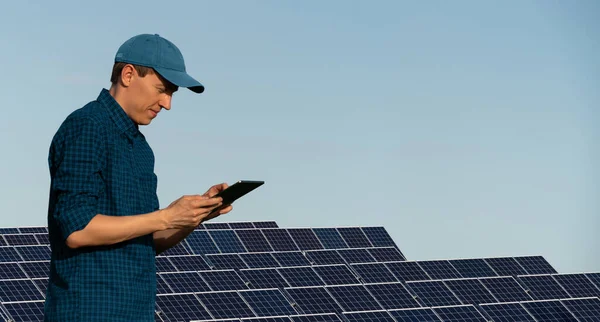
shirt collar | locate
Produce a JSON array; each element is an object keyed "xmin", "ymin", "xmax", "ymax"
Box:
[{"xmin": 97, "ymin": 88, "xmax": 139, "ymax": 137}]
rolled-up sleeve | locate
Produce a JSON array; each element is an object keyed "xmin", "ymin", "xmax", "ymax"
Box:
[{"xmin": 50, "ymin": 116, "xmax": 106, "ymax": 241}]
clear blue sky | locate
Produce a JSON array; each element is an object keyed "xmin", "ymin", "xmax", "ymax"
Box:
[{"xmin": 0, "ymin": 1, "xmax": 597, "ymax": 273}]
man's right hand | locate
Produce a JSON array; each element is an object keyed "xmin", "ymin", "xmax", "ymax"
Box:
[{"xmin": 160, "ymin": 195, "xmax": 223, "ymax": 230}]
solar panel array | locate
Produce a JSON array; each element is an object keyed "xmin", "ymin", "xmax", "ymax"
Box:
[{"xmin": 1, "ymin": 221, "xmax": 599, "ymax": 321}]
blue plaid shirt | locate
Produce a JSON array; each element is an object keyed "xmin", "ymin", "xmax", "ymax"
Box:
[{"xmin": 45, "ymin": 89, "xmax": 159, "ymax": 321}]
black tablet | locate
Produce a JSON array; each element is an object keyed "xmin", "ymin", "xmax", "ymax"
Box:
[{"xmin": 214, "ymin": 180, "xmax": 264, "ymax": 206}]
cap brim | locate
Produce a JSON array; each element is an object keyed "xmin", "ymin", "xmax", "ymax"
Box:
[{"xmin": 154, "ymin": 67, "xmax": 204, "ymax": 93}]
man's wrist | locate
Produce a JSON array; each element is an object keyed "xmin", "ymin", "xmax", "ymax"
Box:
[{"xmin": 155, "ymin": 208, "xmax": 170, "ymax": 231}]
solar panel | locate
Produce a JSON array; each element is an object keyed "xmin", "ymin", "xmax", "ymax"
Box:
[
  {"xmin": 0, "ymin": 228, "xmax": 19, "ymax": 234},
  {"xmin": 0, "ymin": 279, "xmax": 45, "ymax": 302},
  {"xmin": 384, "ymin": 261, "xmax": 431, "ymax": 282},
  {"xmin": 261, "ymin": 229, "xmax": 299, "ymax": 252},
  {"xmin": 417, "ymin": 260, "xmax": 462, "ymax": 279},
  {"xmin": 2, "ymin": 300, "xmax": 45, "ymax": 322},
  {"xmin": 350, "ymin": 263, "xmax": 398, "ymax": 283},
  {"xmin": 561, "ymin": 297, "xmax": 600, "ymax": 322},
  {"xmin": 185, "ymin": 230, "xmax": 220, "ymax": 255},
  {"xmin": 479, "ymin": 276, "xmax": 532, "ymax": 302},
  {"xmin": 240, "ymin": 317, "xmax": 291, "ymax": 322},
  {"xmin": 289, "ymin": 313, "xmax": 342, "ymax": 322},
  {"xmin": 479, "ymin": 302, "xmax": 536, "ymax": 322},
  {"xmin": 199, "ymin": 269, "xmax": 249, "ymax": 291},
  {"xmin": 404, "ymin": 280, "xmax": 462, "ymax": 307},
  {"xmin": 161, "ymin": 241, "xmax": 193, "ymax": 256},
  {"xmin": 0, "ymin": 262, "xmax": 27, "ymax": 279},
  {"xmin": 19, "ymin": 261, "xmax": 50, "ymax": 278},
  {"xmin": 336, "ymin": 248, "xmax": 376, "ymax": 264},
  {"xmin": 515, "ymin": 256, "xmax": 558, "ymax": 274},
  {"xmin": 442, "ymin": 278, "xmax": 497, "ymax": 304},
  {"xmin": 521, "ymin": 299, "xmax": 578, "ymax": 321},
  {"xmin": 272, "ymin": 251, "xmax": 311, "ymax": 267},
  {"xmin": 363, "ymin": 282, "xmax": 421, "ymax": 309},
  {"xmin": 312, "ymin": 228, "xmax": 348, "ymax": 249},
  {"xmin": 342, "ymin": 310, "xmax": 395, "ymax": 321},
  {"xmin": 287, "ymin": 229, "xmax": 324, "ymax": 251},
  {"xmin": 32, "ymin": 278, "xmax": 47, "ymax": 296},
  {"xmin": 239, "ymin": 289, "xmax": 298, "ymax": 316},
  {"xmin": 168, "ymin": 254, "xmax": 211, "ymax": 271},
  {"xmin": 336, "ymin": 227, "xmax": 372, "ymax": 248},
  {"xmin": 3, "ymin": 234, "xmax": 39, "ymax": 246},
  {"xmin": 311, "ymin": 264, "xmax": 359, "ymax": 285},
  {"xmin": 229, "ymin": 222, "xmax": 256, "ymax": 229},
  {"xmin": 432, "ymin": 305, "xmax": 487, "ymax": 322},
  {"xmin": 206, "ymin": 254, "xmax": 249, "ymax": 270},
  {"xmin": 484, "ymin": 257, "xmax": 528, "ymax": 276},
  {"xmin": 388, "ymin": 308, "xmax": 442, "ymax": 321},
  {"xmin": 155, "ymin": 293, "xmax": 213, "ymax": 321},
  {"xmin": 284, "ymin": 286, "xmax": 342, "ymax": 314},
  {"xmin": 209, "ymin": 230, "xmax": 248, "ymax": 253},
  {"xmin": 585, "ymin": 273, "xmax": 600, "ymax": 289},
  {"xmin": 203, "ymin": 222, "xmax": 232, "ymax": 230},
  {"xmin": 448, "ymin": 258, "xmax": 497, "ymax": 278},
  {"xmin": 325, "ymin": 284, "xmax": 382, "ymax": 312},
  {"xmin": 156, "ymin": 274, "xmax": 173, "ymax": 294},
  {"xmin": 155, "ymin": 256, "xmax": 177, "ymax": 272},
  {"xmin": 159, "ymin": 272, "xmax": 211, "ymax": 293},
  {"xmin": 553, "ymin": 273, "xmax": 600, "ymax": 298},
  {"xmin": 361, "ymin": 227, "xmax": 397, "ymax": 248},
  {"xmin": 34, "ymin": 233, "xmax": 49, "ymax": 245},
  {"xmin": 367, "ymin": 247, "xmax": 406, "ymax": 262},
  {"xmin": 0, "ymin": 246, "xmax": 23, "ymax": 262},
  {"xmin": 240, "ymin": 268, "xmax": 290, "ymax": 289},
  {"xmin": 240, "ymin": 252, "xmax": 280, "ymax": 268},
  {"xmin": 253, "ymin": 221, "xmax": 279, "ymax": 229},
  {"xmin": 277, "ymin": 266, "xmax": 325, "ymax": 287},
  {"xmin": 18, "ymin": 227, "xmax": 47, "ymax": 234},
  {"xmin": 15, "ymin": 245, "xmax": 51, "ymax": 261},
  {"xmin": 195, "ymin": 291, "xmax": 256, "ymax": 319},
  {"xmin": 236, "ymin": 229, "xmax": 274, "ymax": 253},
  {"xmin": 517, "ymin": 274, "xmax": 571, "ymax": 300},
  {"xmin": 304, "ymin": 250, "xmax": 346, "ymax": 265},
  {"xmin": 0, "ymin": 238, "xmax": 5, "ymax": 247}
]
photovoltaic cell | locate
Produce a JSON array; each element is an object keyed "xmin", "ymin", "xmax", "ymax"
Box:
[
  {"xmin": 33, "ymin": 278, "xmax": 47, "ymax": 295},
  {"xmin": 342, "ymin": 310, "xmax": 395, "ymax": 321},
  {"xmin": 239, "ymin": 289, "xmax": 298, "ymax": 316},
  {"xmin": 0, "ymin": 228, "xmax": 19, "ymax": 234},
  {"xmin": 337, "ymin": 249, "xmax": 376, "ymax": 264},
  {"xmin": 241, "ymin": 317, "xmax": 291, "ymax": 322},
  {"xmin": 196, "ymin": 291, "xmax": 255, "ymax": 319},
  {"xmin": 363, "ymin": 282, "xmax": 421, "ymax": 309},
  {"xmin": 229, "ymin": 222, "xmax": 256, "ymax": 229},
  {"xmin": 253, "ymin": 221, "xmax": 279, "ymax": 229},
  {"xmin": 18, "ymin": 227, "xmax": 47, "ymax": 234},
  {"xmin": 433, "ymin": 305, "xmax": 487, "ymax": 322},
  {"xmin": 236, "ymin": 229, "xmax": 274, "ymax": 253},
  {"xmin": 284, "ymin": 286, "xmax": 343, "ymax": 314},
  {"xmin": 0, "ymin": 238, "xmax": 5, "ymax": 247},
  {"xmin": 479, "ymin": 302, "xmax": 536, "ymax": 322},
  {"xmin": 443, "ymin": 278, "xmax": 497, "ymax": 304},
  {"xmin": 361, "ymin": 227, "xmax": 398, "ymax": 248},
  {"xmin": 35, "ymin": 233, "xmax": 49, "ymax": 245},
  {"xmin": 168, "ymin": 255, "xmax": 211, "ymax": 271},
  {"xmin": 260, "ymin": 229, "xmax": 299, "ymax": 251},
  {"xmin": 209, "ymin": 230, "xmax": 247, "ymax": 253},
  {"xmin": 367, "ymin": 247, "xmax": 406, "ymax": 262},
  {"xmin": 417, "ymin": 260, "xmax": 462, "ymax": 280},
  {"xmin": 389, "ymin": 308, "xmax": 442, "ymax": 321},
  {"xmin": 0, "ymin": 262, "xmax": 27, "ymax": 279},
  {"xmin": 202, "ymin": 222, "xmax": 232, "ymax": 230},
  {"xmin": 484, "ymin": 257, "xmax": 528, "ymax": 276},
  {"xmin": 326, "ymin": 284, "xmax": 383, "ymax": 312},
  {"xmin": 405, "ymin": 280, "xmax": 462, "ymax": 307},
  {"xmin": 3, "ymin": 301, "xmax": 45, "ymax": 322},
  {"xmin": 185, "ymin": 230, "xmax": 220, "ymax": 255},
  {"xmin": 0, "ymin": 246, "xmax": 22, "ymax": 262},
  {"xmin": 336, "ymin": 227, "xmax": 372, "ymax": 248},
  {"xmin": 3, "ymin": 234, "xmax": 39, "ymax": 246},
  {"xmin": 448, "ymin": 258, "xmax": 497, "ymax": 278},
  {"xmin": 19, "ymin": 261, "xmax": 50, "ymax": 278},
  {"xmin": 272, "ymin": 251, "xmax": 311, "ymax": 267},
  {"xmin": 384, "ymin": 261, "xmax": 430, "ymax": 282},
  {"xmin": 161, "ymin": 241, "xmax": 192, "ymax": 256},
  {"xmin": 350, "ymin": 263, "xmax": 398, "ymax": 283},
  {"xmin": 199, "ymin": 270, "xmax": 249, "ymax": 291},
  {"xmin": 479, "ymin": 277, "xmax": 532, "ymax": 302},
  {"xmin": 312, "ymin": 228, "xmax": 348, "ymax": 249},
  {"xmin": 155, "ymin": 293, "xmax": 212, "ymax": 321},
  {"xmin": 15, "ymin": 245, "xmax": 51, "ymax": 261},
  {"xmin": 278, "ymin": 266, "xmax": 325, "ymax": 287},
  {"xmin": 240, "ymin": 252, "xmax": 280, "ymax": 268},
  {"xmin": 521, "ymin": 299, "xmax": 578, "ymax": 321},
  {"xmin": 561, "ymin": 297, "xmax": 600, "ymax": 322},
  {"xmin": 160, "ymin": 272, "xmax": 211, "ymax": 293},
  {"xmin": 553, "ymin": 273, "xmax": 600, "ymax": 298},
  {"xmin": 289, "ymin": 313, "xmax": 342, "ymax": 322},
  {"xmin": 586, "ymin": 273, "xmax": 600, "ymax": 289},
  {"xmin": 304, "ymin": 250, "xmax": 346, "ymax": 265},
  {"xmin": 515, "ymin": 256, "xmax": 558, "ymax": 274},
  {"xmin": 240, "ymin": 268, "xmax": 290, "ymax": 289},
  {"xmin": 206, "ymin": 254, "xmax": 249, "ymax": 270},
  {"xmin": 0, "ymin": 279, "xmax": 45, "ymax": 302},
  {"xmin": 517, "ymin": 275, "xmax": 571, "ymax": 300},
  {"xmin": 311, "ymin": 264, "xmax": 359, "ymax": 285},
  {"xmin": 155, "ymin": 256, "xmax": 176, "ymax": 272},
  {"xmin": 156, "ymin": 274, "xmax": 172, "ymax": 294},
  {"xmin": 287, "ymin": 229, "xmax": 324, "ymax": 251}
]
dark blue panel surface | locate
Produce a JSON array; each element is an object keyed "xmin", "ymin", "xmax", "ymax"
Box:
[
  {"xmin": 311, "ymin": 264, "xmax": 359, "ymax": 285},
  {"xmin": 32, "ymin": 278, "xmax": 47, "ymax": 295},
  {"xmin": 272, "ymin": 251, "xmax": 311, "ymax": 267},
  {"xmin": 367, "ymin": 247, "xmax": 406, "ymax": 262},
  {"xmin": 185, "ymin": 230, "xmax": 220, "ymax": 255},
  {"xmin": 443, "ymin": 278, "xmax": 497, "ymax": 304},
  {"xmin": 156, "ymin": 274, "xmax": 172, "ymax": 294},
  {"xmin": 199, "ymin": 269, "xmax": 249, "ymax": 291},
  {"xmin": 3, "ymin": 234, "xmax": 39, "ymax": 246},
  {"xmin": 479, "ymin": 277, "xmax": 532, "ymax": 302},
  {"xmin": 336, "ymin": 227, "xmax": 372, "ymax": 248},
  {"xmin": 0, "ymin": 279, "xmax": 45, "ymax": 302},
  {"xmin": 0, "ymin": 228, "xmax": 19, "ymax": 234},
  {"xmin": 34, "ymin": 233, "xmax": 49, "ymax": 245},
  {"xmin": 351, "ymin": 263, "xmax": 398, "ymax": 283},
  {"xmin": 209, "ymin": 230, "xmax": 247, "ymax": 253},
  {"xmin": 364, "ymin": 282, "xmax": 421, "ymax": 309},
  {"xmin": 155, "ymin": 256, "xmax": 176, "ymax": 272},
  {"xmin": 484, "ymin": 257, "xmax": 528, "ymax": 276},
  {"xmin": 261, "ymin": 229, "xmax": 299, "ymax": 252},
  {"xmin": 229, "ymin": 222, "xmax": 256, "ymax": 229},
  {"xmin": 405, "ymin": 280, "xmax": 462, "ymax": 307},
  {"xmin": 0, "ymin": 246, "xmax": 22, "ymax": 262},
  {"xmin": 202, "ymin": 222, "xmax": 231, "ymax": 230},
  {"xmin": 19, "ymin": 261, "xmax": 50, "ymax": 278},
  {"xmin": 206, "ymin": 254, "xmax": 249, "ymax": 270},
  {"xmin": 389, "ymin": 308, "xmax": 442, "ymax": 321},
  {"xmin": 284, "ymin": 287, "xmax": 343, "ymax": 314},
  {"xmin": 167, "ymin": 255, "xmax": 211, "ymax": 271},
  {"xmin": 417, "ymin": 260, "xmax": 462, "ymax": 279},
  {"xmin": 385, "ymin": 261, "xmax": 430, "ymax": 282},
  {"xmin": 156, "ymin": 293, "xmax": 212, "ymax": 321},
  {"xmin": 305, "ymin": 250, "xmax": 346, "ymax": 265},
  {"xmin": 553, "ymin": 273, "xmax": 600, "ymax": 298},
  {"xmin": 18, "ymin": 227, "xmax": 48, "ymax": 234},
  {"xmin": 326, "ymin": 284, "xmax": 383, "ymax": 312},
  {"xmin": 433, "ymin": 305, "xmax": 487, "ymax": 322},
  {"xmin": 240, "ymin": 252, "xmax": 280, "ymax": 268},
  {"xmin": 361, "ymin": 227, "xmax": 397, "ymax": 248},
  {"xmin": 278, "ymin": 266, "xmax": 325, "ymax": 287},
  {"xmin": 521, "ymin": 300, "xmax": 578, "ymax": 321},
  {"xmin": 3, "ymin": 301, "xmax": 45, "ymax": 322},
  {"xmin": 517, "ymin": 275, "xmax": 571, "ymax": 300},
  {"xmin": 480, "ymin": 303, "xmax": 536, "ymax": 322},
  {"xmin": 239, "ymin": 289, "xmax": 298, "ymax": 317},
  {"xmin": 561, "ymin": 297, "xmax": 600, "ymax": 322},
  {"xmin": 287, "ymin": 229, "xmax": 324, "ymax": 251},
  {"xmin": 241, "ymin": 317, "xmax": 290, "ymax": 322},
  {"xmin": 337, "ymin": 248, "xmax": 376, "ymax": 264},
  {"xmin": 312, "ymin": 228, "xmax": 348, "ymax": 249},
  {"xmin": 343, "ymin": 310, "xmax": 395, "ymax": 322},
  {"xmin": 253, "ymin": 221, "xmax": 279, "ymax": 228},
  {"xmin": 289, "ymin": 313, "xmax": 342, "ymax": 322},
  {"xmin": 196, "ymin": 291, "xmax": 255, "ymax": 319},
  {"xmin": 0, "ymin": 262, "xmax": 27, "ymax": 279},
  {"xmin": 515, "ymin": 256, "xmax": 558, "ymax": 274},
  {"xmin": 14, "ymin": 245, "xmax": 50, "ymax": 261},
  {"xmin": 448, "ymin": 258, "xmax": 497, "ymax": 278},
  {"xmin": 159, "ymin": 272, "xmax": 211, "ymax": 293},
  {"xmin": 160, "ymin": 241, "xmax": 191, "ymax": 256},
  {"xmin": 240, "ymin": 268, "xmax": 290, "ymax": 289},
  {"xmin": 236, "ymin": 229, "xmax": 274, "ymax": 252}
]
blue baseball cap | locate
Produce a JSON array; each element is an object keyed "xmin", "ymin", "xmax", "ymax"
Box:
[{"xmin": 114, "ymin": 33, "xmax": 204, "ymax": 93}]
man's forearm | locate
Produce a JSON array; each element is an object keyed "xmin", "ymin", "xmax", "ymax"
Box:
[
  {"xmin": 153, "ymin": 227, "xmax": 196, "ymax": 255},
  {"xmin": 66, "ymin": 210, "xmax": 167, "ymax": 249}
]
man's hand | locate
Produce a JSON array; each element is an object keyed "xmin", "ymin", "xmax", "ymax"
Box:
[
  {"xmin": 160, "ymin": 194, "xmax": 222, "ymax": 230},
  {"xmin": 203, "ymin": 182, "xmax": 234, "ymax": 220}
]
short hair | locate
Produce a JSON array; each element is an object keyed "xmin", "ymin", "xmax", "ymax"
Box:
[{"xmin": 110, "ymin": 62, "xmax": 178, "ymax": 93}]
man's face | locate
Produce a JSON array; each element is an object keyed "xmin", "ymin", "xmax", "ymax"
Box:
[{"xmin": 123, "ymin": 68, "xmax": 177, "ymax": 125}]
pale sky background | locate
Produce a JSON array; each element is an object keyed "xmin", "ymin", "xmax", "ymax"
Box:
[{"xmin": 0, "ymin": 1, "xmax": 597, "ymax": 273}]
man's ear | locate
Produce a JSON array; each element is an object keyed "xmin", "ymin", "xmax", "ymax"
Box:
[{"xmin": 120, "ymin": 64, "xmax": 135, "ymax": 87}]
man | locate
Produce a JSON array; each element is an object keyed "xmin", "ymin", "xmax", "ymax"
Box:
[{"xmin": 44, "ymin": 34, "xmax": 231, "ymax": 321}]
